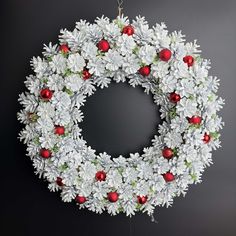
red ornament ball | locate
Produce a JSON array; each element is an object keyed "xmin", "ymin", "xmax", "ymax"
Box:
[
  {"xmin": 95, "ymin": 171, "xmax": 107, "ymax": 181},
  {"xmin": 169, "ymin": 92, "xmax": 181, "ymax": 103},
  {"xmin": 139, "ymin": 66, "xmax": 151, "ymax": 76},
  {"xmin": 40, "ymin": 149, "xmax": 52, "ymax": 159},
  {"xmin": 82, "ymin": 69, "xmax": 92, "ymax": 80},
  {"xmin": 122, "ymin": 25, "xmax": 135, "ymax": 36},
  {"xmin": 188, "ymin": 115, "xmax": 202, "ymax": 125},
  {"xmin": 137, "ymin": 196, "xmax": 148, "ymax": 204},
  {"xmin": 183, "ymin": 55, "xmax": 194, "ymax": 67},
  {"xmin": 163, "ymin": 172, "xmax": 175, "ymax": 182},
  {"xmin": 59, "ymin": 44, "xmax": 70, "ymax": 54},
  {"xmin": 203, "ymin": 133, "xmax": 211, "ymax": 143},
  {"xmin": 159, "ymin": 48, "xmax": 172, "ymax": 62},
  {"xmin": 40, "ymin": 88, "xmax": 53, "ymax": 101},
  {"xmin": 75, "ymin": 195, "xmax": 87, "ymax": 204},
  {"xmin": 107, "ymin": 192, "xmax": 119, "ymax": 203},
  {"xmin": 162, "ymin": 147, "xmax": 174, "ymax": 159},
  {"xmin": 55, "ymin": 126, "xmax": 65, "ymax": 136},
  {"xmin": 56, "ymin": 177, "xmax": 64, "ymax": 187},
  {"xmin": 97, "ymin": 39, "xmax": 110, "ymax": 52}
]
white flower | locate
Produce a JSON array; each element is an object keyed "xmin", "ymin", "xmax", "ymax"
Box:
[
  {"xmin": 31, "ymin": 56, "xmax": 48, "ymax": 77},
  {"xmin": 176, "ymin": 97, "xmax": 198, "ymax": 117},
  {"xmin": 107, "ymin": 170, "xmax": 122, "ymax": 188},
  {"xmin": 47, "ymin": 74, "xmax": 64, "ymax": 92},
  {"xmin": 39, "ymin": 133, "xmax": 57, "ymax": 149},
  {"xmin": 123, "ymin": 167, "xmax": 138, "ymax": 182},
  {"xmin": 67, "ymin": 53, "xmax": 85, "ymax": 72},
  {"xmin": 81, "ymin": 42, "xmax": 98, "ymax": 59},
  {"xmin": 37, "ymin": 102, "xmax": 55, "ymax": 118},
  {"xmin": 51, "ymin": 91, "xmax": 71, "ymax": 111},
  {"xmin": 49, "ymin": 54, "xmax": 67, "ymax": 74},
  {"xmin": 164, "ymin": 131, "xmax": 183, "ymax": 148},
  {"xmin": 152, "ymin": 22, "xmax": 170, "ymax": 49},
  {"xmin": 171, "ymin": 61, "xmax": 189, "ymax": 78},
  {"xmin": 137, "ymin": 162, "xmax": 153, "ymax": 180},
  {"xmin": 87, "ymin": 57, "xmax": 105, "ymax": 76},
  {"xmin": 103, "ymin": 23, "xmax": 121, "ymax": 40},
  {"xmin": 123, "ymin": 54, "xmax": 140, "ymax": 74},
  {"xmin": 175, "ymin": 78, "xmax": 196, "ymax": 97},
  {"xmin": 151, "ymin": 61, "xmax": 169, "ymax": 79},
  {"xmin": 116, "ymin": 34, "xmax": 136, "ymax": 55},
  {"xmin": 80, "ymin": 162, "xmax": 97, "ymax": 181},
  {"xmin": 160, "ymin": 75, "xmax": 177, "ymax": 93},
  {"xmin": 24, "ymin": 75, "xmax": 40, "ymax": 95},
  {"xmin": 54, "ymin": 110, "xmax": 71, "ymax": 126},
  {"xmin": 65, "ymin": 74, "xmax": 83, "ymax": 92},
  {"xmin": 170, "ymin": 116, "xmax": 188, "ymax": 133},
  {"xmin": 104, "ymin": 50, "xmax": 123, "ymax": 71},
  {"xmin": 138, "ymin": 44, "xmax": 156, "ymax": 65}
]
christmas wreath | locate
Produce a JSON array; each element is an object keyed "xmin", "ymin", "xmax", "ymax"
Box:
[{"xmin": 18, "ymin": 15, "xmax": 224, "ymax": 217}]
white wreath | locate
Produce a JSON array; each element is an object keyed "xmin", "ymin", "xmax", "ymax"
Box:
[{"xmin": 18, "ymin": 15, "xmax": 224, "ymax": 216}]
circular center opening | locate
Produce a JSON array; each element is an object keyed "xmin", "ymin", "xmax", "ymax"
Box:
[{"xmin": 80, "ymin": 82, "xmax": 161, "ymax": 158}]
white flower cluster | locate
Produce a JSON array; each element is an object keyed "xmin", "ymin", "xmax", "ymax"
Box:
[{"xmin": 18, "ymin": 15, "xmax": 224, "ymax": 217}]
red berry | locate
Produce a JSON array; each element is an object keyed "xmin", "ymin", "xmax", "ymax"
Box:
[
  {"xmin": 40, "ymin": 149, "xmax": 52, "ymax": 159},
  {"xmin": 97, "ymin": 39, "xmax": 110, "ymax": 52},
  {"xmin": 183, "ymin": 55, "xmax": 194, "ymax": 67},
  {"xmin": 137, "ymin": 196, "xmax": 148, "ymax": 204},
  {"xmin": 40, "ymin": 88, "xmax": 53, "ymax": 101},
  {"xmin": 162, "ymin": 147, "xmax": 174, "ymax": 159},
  {"xmin": 188, "ymin": 116, "xmax": 202, "ymax": 125},
  {"xmin": 122, "ymin": 25, "xmax": 134, "ymax": 36},
  {"xmin": 75, "ymin": 195, "xmax": 87, "ymax": 204},
  {"xmin": 56, "ymin": 177, "xmax": 64, "ymax": 187},
  {"xmin": 82, "ymin": 69, "xmax": 92, "ymax": 80},
  {"xmin": 203, "ymin": 133, "xmax": 211, "ymax": 143},
  {"xmin": 95, "ymin": 171, "xmax": 107, "ymax": 181},
  {"xmin": 107, "ymin": 192, "xmax": 119, "ymax": 203},
  {"xmin": 163, "ymin": 172, "xmax": 175, "ymax": 182},
  {"xmin": 159, "ymin": 49, "xmax": 172, "ymax": 62},
  {"xmin": 55, "ymin": 126, "xmax": 65, "ymax": 136},
  {"xmin": 169, "ymin": 92, "xmax": 181, "ymax": 103},
  {"xmin": 139, "ymin": 66, "xmax": 151, "ymax": 76},
  {"xmin": 59, "ymin": 44, "xmax": 70, "ymax": 53}
]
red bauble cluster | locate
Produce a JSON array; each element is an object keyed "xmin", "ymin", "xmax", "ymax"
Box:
[
  {"xmin": 122, "ymin": 25, "xmax": 135, "ymax": 36},
  {"xmin": 75, "ymin": 195, "xmax": 87, "ymax": 204},
  {"xmin": 40, "ymin": 88, "xmax": 53, "ymax": 101},
  {"xmin": 56, "ymin": 177, "xmax": 64, "ymax": 187},
  {"xmin": 107, "ymin": 192, "xmax": 119, "ymax": 202},
  {"xmin": 55, "ymin": 126, "xmax": 65, "ymax": 136},
  {"xmin": 137, "ymin": 196, "xmax": 148, "ymax": 204},
  {"xmin": 82, "ymin": 69, "xmax": 92, "ymax": 80},
  {"xmin": 59, "ymin": 44, "xmax": 70, "ymax": 54},
  {"xmin": 203, "ymin": 133, "xmax": 211, "ymax": 143},
  {"xmin": 162, "ymin": 147, "xmax": 174, "ymax": 159},
  {"xmin": 169, "ymin": 92, "xmax": 181, "ymax": 103},
  {"xmin": 95, "ymin": 171, "xmax": 107, "ymax": 181},
  {"xmin": 97, "ymin": 39, "xmax": 110, "ymax": 52},
  {"xmin": 139, "ymin": 66, "xmax": 151, "ymax": 76},
  {"xmin": 40, "ymin": 149, "xmax": 52, "ymax": 159},
  {"xmin": 159, "ymin": 49, "xmax": 172, "ymax": 62},
  {"xmin": 183, "ymin": 55, "xmax": 194, "ymax": 67},
  {"xmin": 188, "ymin": 116, "xmax": 202, "ymax": 125},
  {"xmin": 163, "ymin": 172, "xmax": 175, "ymax": 182}
]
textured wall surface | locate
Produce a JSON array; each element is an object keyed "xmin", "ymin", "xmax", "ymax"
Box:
[{"xmin": 1, "ymin": 0, "xmax": 235, "ymax": 235}]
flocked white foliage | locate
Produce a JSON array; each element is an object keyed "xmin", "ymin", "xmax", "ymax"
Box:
[{"xmin": 18, "ymin": 15, "xmax": 224, "ymax": 217}]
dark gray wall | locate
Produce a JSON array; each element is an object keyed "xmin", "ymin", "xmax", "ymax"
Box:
[{"xmin": 1, "ymin": 0, "xmax": 235, "ymax": 236}]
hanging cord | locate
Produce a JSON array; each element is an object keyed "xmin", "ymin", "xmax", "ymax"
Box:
[{"xmin": 117, "ymin": 0, "xmax": 123, "ymax": 17}]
